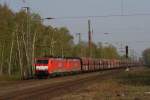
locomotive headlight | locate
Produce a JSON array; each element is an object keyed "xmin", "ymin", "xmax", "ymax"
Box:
[{"xmin": 36, "ymin": 66, "xmax": 48, "ymax": 70}]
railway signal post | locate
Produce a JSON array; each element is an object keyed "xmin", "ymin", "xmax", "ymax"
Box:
[
  {"xmin": 88, "ymin": 20, "xmax": 92, "ymax": 58},
  {"xmin": 125, "ymin": 45, "xmax": 130, "ymax": 71}
]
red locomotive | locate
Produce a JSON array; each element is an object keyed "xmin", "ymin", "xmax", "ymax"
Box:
[
  {"xmin": 34, "ymin": 57, "xmax": 138, "ymax": 78},
  {"xmin": 34, "ymin": 57, "xmax": 81, "ymax": 77}
]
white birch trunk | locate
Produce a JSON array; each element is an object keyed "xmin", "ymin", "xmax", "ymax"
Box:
[
  {"xmin": 17, "ymin": 34, "xmax": 23, "ymax": 79},
  {"xmin": 8, "ymin": 32, "xmax": 15, "ymax": 76},
  {"xmin": 0, "ymin": 44, "xmax": 4, "ymax": 75}
]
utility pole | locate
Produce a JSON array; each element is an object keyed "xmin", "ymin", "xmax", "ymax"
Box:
[
  {"xmin": 51, "ymin": 39, "xmax": 56, "ymax": 56},
  {"xmin": 22, "ymin": 7, "xmax": 32, "ymax": 78},
  {"xmin": 27, "ymin": 7, "xmax": 32, "ymax": 77},
  {"xmin": 76, "ymin": 33, "xmax": 82, "ymax": 57},
  {"xmin": 88, "ymin": 20, "xmax": 92, "ymax": 58},
  {"xmin": 76, "ymin": 33, "xmax": 81, "ymax": 44}
]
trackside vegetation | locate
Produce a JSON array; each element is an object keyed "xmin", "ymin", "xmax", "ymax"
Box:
[
  {"xmin": 52, "ymin": 67, "xmax": 150, "ymax": 100},
  {"xmin": 0, "ymin": 4, "xmax": 120, "ymax": 79},
  {"xmin": 143, "ymin": 48, "xmax": 150, "ymax": 67}
]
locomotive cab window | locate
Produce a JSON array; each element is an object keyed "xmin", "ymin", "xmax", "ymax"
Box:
[{"xmin": 36, "ymin": 59, "xmax": 48, "ymax": 64}]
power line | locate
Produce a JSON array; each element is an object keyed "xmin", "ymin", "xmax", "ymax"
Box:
[{"xmin": 47, "ymin": 13, "xmax": 150, "ymax": 20}]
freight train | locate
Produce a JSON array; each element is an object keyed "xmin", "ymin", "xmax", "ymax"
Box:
[{"xmin": 34, "ymin": 57, "xmax": 140, "ymax": 78}]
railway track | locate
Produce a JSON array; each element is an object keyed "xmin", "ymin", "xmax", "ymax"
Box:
[{"xmin": 0, "ymin": 68, "xmax": 129, "ymax": 100}]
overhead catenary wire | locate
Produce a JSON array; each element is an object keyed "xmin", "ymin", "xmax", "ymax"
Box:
[
  {"xmin": 45, "ymin": 13, "xmax": 150, "ymax": 20},
  {"xmin": 21, "ymin": 0, "xmax": 150, "ymax": 20}
]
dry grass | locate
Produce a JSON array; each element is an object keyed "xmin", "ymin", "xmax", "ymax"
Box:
[{"xmin": 52, "ymin": 67, "xmax": 150, "ymax": 100}]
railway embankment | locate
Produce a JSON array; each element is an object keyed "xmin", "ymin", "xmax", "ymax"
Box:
[{"xmin": 0, "ymin": 66, "xmax": 150, "ymax": 100}]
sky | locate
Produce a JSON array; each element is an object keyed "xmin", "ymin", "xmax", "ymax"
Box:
[{"xmin": 0, "ymin": 0, "xmax": 150, "ymax": 58}]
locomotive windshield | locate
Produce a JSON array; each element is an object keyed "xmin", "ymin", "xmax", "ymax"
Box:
[{"xmin": 36, "ymin": 59, "xmax": 48, "ymax": 64}]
